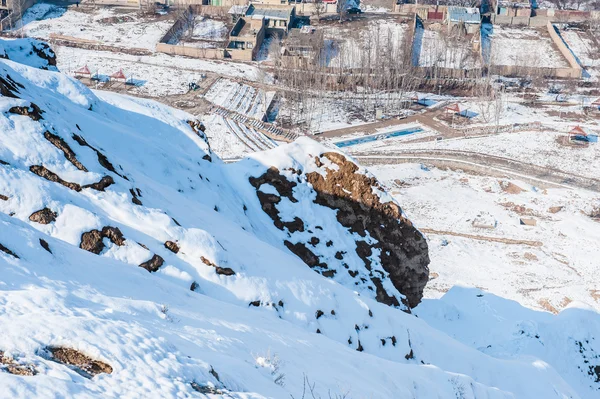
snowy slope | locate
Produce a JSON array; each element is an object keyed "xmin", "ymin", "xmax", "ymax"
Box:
[{"xmin": 0, "ymin": 40, "xmax": 599, "ymax": 398}]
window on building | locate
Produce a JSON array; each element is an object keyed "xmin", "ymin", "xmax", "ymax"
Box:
[
  {"xmin": 1, "ymin": 0, "xmax": 6, "ymax": 7},
  {"xmin": 247, "ymin": 43, "xmax": 253, "ymax": 49}
]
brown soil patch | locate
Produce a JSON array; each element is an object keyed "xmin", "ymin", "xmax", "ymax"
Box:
[
  {"xmin": 499, "ymin": 180, "xmax": 524, "ymax": 194},
  {"xmin": 538, "ymin": 298, "xmax": 559, "ymax": 314},
  {"xmin": 590, "ymin": 290, "xmax": 600, "ymax": 301},
  {"xmin": 500, "ymin": 202, "xmax": 536, "ymax": 216},
  {"xmin": 47, "ymin": 347, "xmax": 112, "ymax": 378},
  {"xmin": 0, "ymin": 351, "xmax": 36, "ymax": 376},
  {"xmin": 524, "ymin": 252, "xmax": 538, "ymax": 261},
  {"xmin": 548, "ymin": 206, "xmax": 564, "ymax": 214},
  {"xmin": 0, "ymin": 194, "xmax": 9, "ymax": 201}
]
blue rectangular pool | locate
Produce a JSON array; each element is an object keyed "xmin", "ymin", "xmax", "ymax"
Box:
[{"xmin": 333, "ymin": 127, "xmax": 424, "ymax": 148}]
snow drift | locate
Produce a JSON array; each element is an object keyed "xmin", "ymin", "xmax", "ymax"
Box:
[{"xmin": 0, "ymin": 39, "xmax": 599, "ymax": 398}]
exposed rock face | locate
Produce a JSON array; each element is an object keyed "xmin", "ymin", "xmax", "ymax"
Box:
[
  {"xmin": 0, "ymin": 351, "xmax": 36, "ymax": 376},
  {"xmin": 0, "ymin": 243, "xmax": 19, "ymax": 258},
  {"xmin": 39, "ymin": 238, "xmax": 52, "ymax": 253},
  {"xmin": 0, "ymin": 194, "xmax": 8, "ymax": 201},
  {"xmin": 29, "ymin": 208, "xmax": 57, "ymax": 224},
  {"xmin": 83, "ymin": 176, "xmax": 114, "ymax": 192},
  {"xmin": 9, "ymin": 103, "xmax": 44, "ymax": 121},
  {"xmin": 72, "ymin": 134, "xmax": 126, "ymax": 179},
  {"xmin": 47, "ymin": 347, "xmax": 112, "ymax": 378},
  {"xmin": 31, "ymin": 41, "xmax": 57, "ymax": 68},
  {"xmin": 200, "ymin": 256, "xmax": 235, "ymax": 276},
  {"xmin": 249, "ymin": 152, "xmax": 430, "ymax": 308},
  {"xmin": 44, "ymin": 132, "xmax": 87, "ymax": 172},
  {"xmin": 30, "ymin": 165, "xmax": 82, "ymax": 192},
  {"xmin": 80, "ymin": 226, "xmax": 125, "ymax": 254},
  {"xmin": 164, "ymin": 241, "xmax": 180, "ymax": 254},
  {"xmin": 139, "ymin": 254, "xmax": 164, "ymax": 273}
]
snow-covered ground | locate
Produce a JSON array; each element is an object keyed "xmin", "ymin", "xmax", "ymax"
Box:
[
  {"xmin": 371, "ymin": 163, "xmax": 600, "ymax": 313},
  {"xmin": 418, "ymin": 29, "xmax": 482, "ymax": 69},
  {"xmin": 204, "ymin": 78, "xmax": 275, "ymax": 120},
  {"xmin": 55, "ymin": 47, "xmax": 270, "ymax": 97},
  {"xmin": 490, "ymin": 26, "xmax": 568, "ymax": 68},
  {"xmin": 16, "ymin": 4, "xmax": 172, "ymax": 51},
  {"xmin": 323, "ymin": 19, "xmax": 408, "ymax": 69}
]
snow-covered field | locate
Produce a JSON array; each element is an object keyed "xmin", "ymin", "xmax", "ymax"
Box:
[
  {"xmin": 191, "ymin": 17, "xmax": 228, "ymax": 41},
  {"xmin": 372, "ymin": 163, "xmax": 600, "ymax": 313},
  {"xmin": 323, "ymin": 19, "xmax": 408, "ymax": 69},
  {"xmin": 204, "ymin": 78, "xmax": 275, "ymax": 120},
  {"xmin": 418, "ymin": 29, "xmax": 482, "ymax": 69},
  {"xmin": 561, "ymin": 29, "xmax": 597, "ymax": 68},
  {"xmin": 17, "ymin": 4, "xmax": 172, "ymax": 51},
  {"xmin": 490, "ymin": 26, "xmax": 568, "ymax": 68},
  {"xmin": 56, "ymin": 47, "xmax": 269, "ymax": 97}
]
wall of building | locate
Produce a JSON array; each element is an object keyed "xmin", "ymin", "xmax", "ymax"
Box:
[
  {"xmin": 156, "ymin": 42, "xmax": 226, "ymax": 58},
  {"xmin": 545, "ymin": 21, "xmax": 582, "ymax": 75}
]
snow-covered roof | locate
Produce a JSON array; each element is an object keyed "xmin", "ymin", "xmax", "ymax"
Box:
[{"xmin": 246, "ymin": 5, "xmax": 293, "ymax": 21}]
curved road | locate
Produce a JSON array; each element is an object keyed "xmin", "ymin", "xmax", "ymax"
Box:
[{"xmin": 352, "ymin": 149, "xmax": 600, "ymax": 193}]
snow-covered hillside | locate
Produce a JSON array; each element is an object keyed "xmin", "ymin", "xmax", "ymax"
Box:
[{"xmin": 1, "ymin": 40, "xmax": 599, "ymax": 398}]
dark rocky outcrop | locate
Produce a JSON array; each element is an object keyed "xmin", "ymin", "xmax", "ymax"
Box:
[
  {"xmin": 46, "ymin": 347, "xmax": 112, "ymax": 378},
  {"xmin": 31, "ymin": 41, "xmax": 57, "ymax": 68},
  {"xmin": 82, "ymin": 176, "xmax": 114, "ymax": 192},
  {"xmin": 139, "ymin": 254, "xmax": 164, "ymax": 272},
  {"xmin": 9, "ymin": 103, "xmax": 44, "ymax": 121},
  {"xmin": 30, "ymin": 165, "xmax": 82, "ymax": 192},
  {"xmin": 44, "ymin": 132, "xmax": 88, "ymax": 172},
  {"xmin": 0, "ymin": 75, "xmax": 22, "ymax": 98},
  {"xmin": 80, "ymin": 226, "xmax": 125, "ymax": 254},
  {"xmin": 249, "ymin": 153, "xmax": 430, "ymax": 308},
  {"xmin": 72, "ymin": 134, "xmax": 125, "ymax": 179},
  {"xmin": 29, "ymin": 208, "xmax": 57, "ymax": 224},
  {"xmin": 164, "ymin": 241, "xmax": 180, "ymax": 254},
  {"xmin": 200, "ymin": 256, "xmax": 235, "ymax": 276},
  {"xmin": 0, "ymin": 243, "xmax": 19, "ymax": 258},
  {"xmin": 39, "ymin": 238, "xmax": 52, "ymax": 254},
  {"xmin": 0, "ymin": 194, "xmax": 8, "ymax": 201}
]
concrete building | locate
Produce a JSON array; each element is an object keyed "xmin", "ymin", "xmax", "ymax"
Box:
[
  {"xmin": 491, "ymin": 0, "xmax": 531, "ymax": 17},
  {"xmin": 245, "ymin": 3, "xmax": 295, "ymax": 33},
  {"xmin": 227, "ymin": 15, "xmax": 265, "ymax": 61},
  {"xmin": 0, "ymin": 0, "xmax": 36, "ymax": 29},
  {"xmin": 446, "ymin": 7, "xmax": 481, "ymax": 35}
]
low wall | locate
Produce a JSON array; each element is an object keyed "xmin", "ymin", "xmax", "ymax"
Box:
[
  {"xmin": 489, "ymin": 64, "xmax": 581, "ymax": 79},
  {"xmin": 493, "ymin": 10, "xmax": 593, "ymax": 25},
  {"xmin": 156, "ymin": 42, "xmax": 225, "ymax": 59},
  {"xmin": 546, "ymin": 21, "xmax": 581, "ymax": 72},
  {"xmin": 191, "ymin": 5, "xmax": 230, "ymax": 17},
  {"xmin": 294, "ymin": 2, "xmax": 337, "ymax": 15}
]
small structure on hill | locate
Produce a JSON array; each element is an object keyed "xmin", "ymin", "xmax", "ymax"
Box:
[
  {"xmin": 280, "ymin": 27, "xmax": 323, "ymax": 68},
  {"xmin": 227, "ymin": 15, "xmax": 266, "ymax": 61},
  {"xmin": 74, "ymin": 65, "xmax": 92, "ymax": 79},
  {"xmin": 445, "ymin": 103, "xmax": 477, "ymax": 118},
  {"xmin": 520, "ymin": 218, "xmax": 537, "ymax": 226},
  {"xmin": 110, "ymin": 69, "xmax": 127, "ymax": 83},
  {"xmin": 412, "ymin": 95, "xmax": 436, "ymax": 107},
  {"xmin": 568, "ymin": 126, "xmax": 598, "ymax": 143}
]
